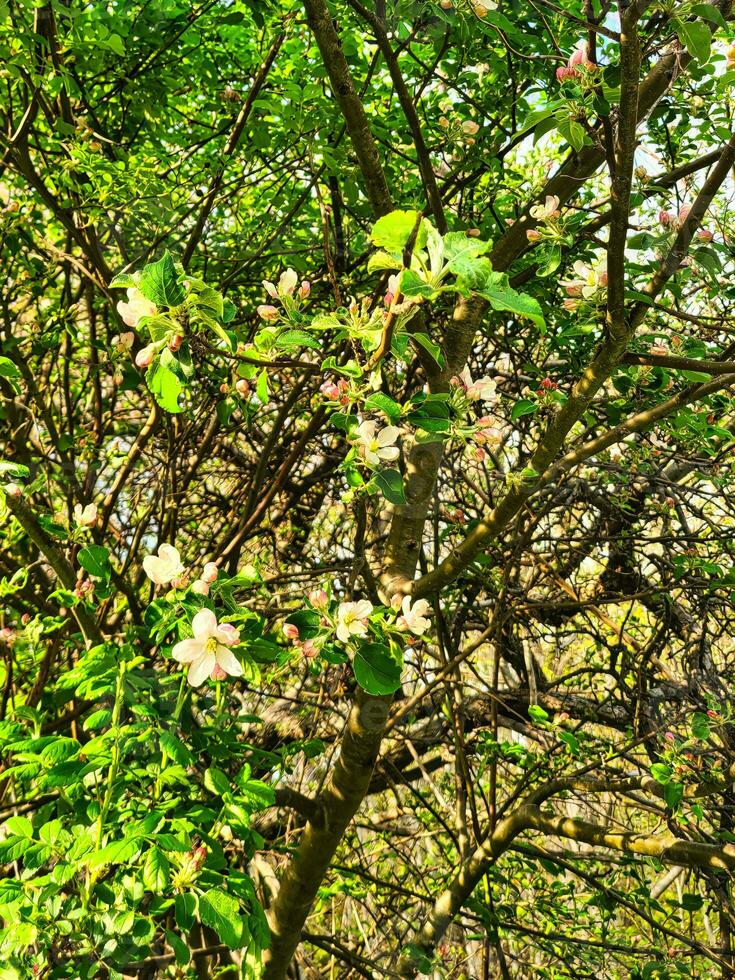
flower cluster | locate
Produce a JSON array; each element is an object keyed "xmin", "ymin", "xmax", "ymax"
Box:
[
  {"xmin": 451, "ymin": 367, "xmax": 498, "ymax": 405},
  {"xmin": 281, "ymin": 592, "xmax": 432, "ymax": 662},
  {"xmin": 526, "ymin": 195, "xmax": 564, "ymax": 244},
  {"xmin": 258, "ymin": 268, "xmax": 310, "ymax": 322},
  {"xmin": 560, "ymin": 256, "xmax": 608, "ymax": 310},
  {"xmin": 556, "ymin": 44, "xmax": 596, "ymax": 84}
]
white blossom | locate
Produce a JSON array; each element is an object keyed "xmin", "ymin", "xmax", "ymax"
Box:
[
  {"xmin": 143, "ymin": 543, "xmax": 185, "ymax": 586},
  {"xmin": 353, "ymin": 420, "xmax": 400, "ymax": 467},
  {"xmin": 172, "ymin": 608, "xmax": 242, "ymax": 687},
  {"xmin": 336, "ymin": 600, "xmax": 373, "ymax": 643},
  {"xmin": 396, "ymin": 597, "xmax": 431, "ymax": 636},
  {"xmin": 116, "ymin": 287, "xmax": 156, "ymax": 327}
]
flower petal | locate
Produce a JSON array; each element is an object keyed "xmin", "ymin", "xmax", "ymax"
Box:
[
  {"xmin": 172, "ymin": 638, "xmax": 204, "ymax": 663},
  {"xmin": 377, "ymin": 426, "xmax": 399, "ymax": 447},
  {"xmin": 216, "ymin": 646, "xmax": 243, "ymax": 677},
  {"xmin": 192, "ymin": 607, "xmax": 217, "ymax": 640},
  {"xmin": 187, "ymin": 653, "xmax": 216, "ymax": 687}
]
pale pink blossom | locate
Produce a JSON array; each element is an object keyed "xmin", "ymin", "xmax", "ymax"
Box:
[
  {"xmin": 257, "ymin": 304, "xmax": 279, "ymax": 322},
  {"xmin": 201, "ymin": 562, "xmax": 219, "ymax": 584},
  {"xmin": 283, "ymin": 622, "xmax": 300, "ymax": 641},
  {"xmin": 117, "ymin": 287, "xmax": 156, "ymax": 327},
  {"xmin": 172, "ymin": 608, "xmax": 243, "ymax": 687},
  {"xmin": 191, "ymin": 580, "xmax": 210, "ymax": 596},
  {"xmin": 396, "ymin": 597, "xmax": 431, "ymax": 636},
  {"xmin": 309, "ymin": 589, "xmax": 329, "ymax": 609},
  {"xmin": 353, "ymin": 420, "xmax": 400, "ymax": 467},
  {"xmin": 336, "ymin": 600, "xmax": 373, "ymax": 643},
  {"xmin": 235, "ymin": 378, "xmax": 250, "ymax": 397},
  {"xmin": 74, "ymin": 503, "xmax": 97, "ymax": 527},
  {"xmin": 278, "ymin": 268, "xmax": 298, "ymax": 296},
  {"xmin": 143, "ymin": 544, "xmax": 184, "ymax": 586}
]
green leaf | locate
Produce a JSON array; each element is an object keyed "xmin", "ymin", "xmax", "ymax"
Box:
[
  {"xmin": 0, "ymin": 356, "xmax": 20, "ymax": 379},
  {"xmin": 273, "ymin": 329, "xmax": 321, "ymax": 351},
  {"xmin": 511, "ymin": 399, "xmax": 538, "ymax": 421},
  {"xmin": 143, "ymin": 846, "xmax": 170, "ymax": 892},
  {"xmin": 87, "ymin": 835, "xmax": 142, "ymax": 870},
  {"xmin": 146, "ymin": 357, "xmax": 184, "ymax": 414},
  {"xmin": 677, "ymin": 20, "xmax": 711, "ymax": 62},
  {"xmin": 175, "ymin": 893, "xmax": 198, "ymax": 932},
  {"xmin": 138, "ymin": 252, "xmax": 185, "ymax": 307},
  {"xmin": 353, "ymin": 643, "xmax": 402, "ymax": 695},
  {"xmin": 442, "ymin": 232, "xmax": 492, "ymax": 279},
  {"xmin": 650, "ymin": 763, "xmax": 672, "ymax": 785},
  {"xmin": 166, "ymin": 929, "xmax": 191, "ymax": 966},
  {"xmin": 108, "ymin": 272, "xmax": 137, "ymax": 290},
  {"xmin": 399, "ymin": 269, "xmax": 436, "ymax": 298},
  {"xmin": 528, "ymin": 704, "xmax": 549, "ymax": 724},
  {"xmin": 477, "ymin": 272, "xmax": 545, "ymax": 329},
  {"xmin": 5, "ymin": 815, "xmax": 33, "ymax": 838},
  {"xmin": 374, "ymin": 468, "xmax": 406, "ymax": 506},
  {"xmin": 691, "ymin": 712, "xmax": 711, "ymax": 740},
  {"xmin": 364, "ymin": 392, "xmax": 402, "ymax": 424},
  {"xmin": 199, "ymin": 888, "xmax": 244, "ymax": 949},
  {"xmin": 78, "ymin": 544, "xmax": 111, "ymax": 581},
  {"xmin": 159, "ymin": 730, "xmax": 194, "ymax": 767},
  {"xmin": 410, "ymin": 331, "xmax": 444, "ymax": 365},
  {"xmin": 370, "ymin": 210, "xmax": 427, "ymax": 253},
  {"xmin": 204, "ymin": 767, "xmax": 230, "ymax": 796},
  {"xmin": 368, "ymin": 250, "xmax": 402, "ymax": 273}
]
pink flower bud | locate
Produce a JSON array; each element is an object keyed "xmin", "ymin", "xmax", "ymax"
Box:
[
  {"xmin": 309, "ymin": 588, "xmax": 329, "ymax": 609},
  {"xmin": 262, "ymin": 280, "xmax": 279, "ymax": 299},
  {"xmin": 135, "ymin": 344, "xmax": 156, "ymax": 369},
  {"xmin": 678, "ymin": 205, "xmax": 691, "ymax": 223},
  {"xmin": 568, "ymin": 47, "xmax": 586, "ymax": 67},
  {"xmin": 283, "ymin": 622, "xmax": 300, "ymax": 641},
  {"xmin": 473, "ymin": 446, "xmax": 487, "ymax": 461},
  {"xmin": 563, "ymin": 297, "xmax": 580, "ymax": 311},
  {"xmin": 219, "ymin": 383, "xmax": 229, "ymax": 394},
  {"xmin": 440, "ymin": 0, "xmax": 452, "ymax": 7},
  {"xmin": 658, "ymin": 210, "xmax": 674, "ymax": 227},
  {"xmin": 556, "ymin": 65, "xmax": 578, "ymax": 83},
  {"xmin": 235, "ymin": 378, "xmax": 250, "ymax": 397},
  {"xmin": 526, "ymin": 229, "xmax": 542, "ymax": 242},
  {"xmin": 201, "ymin": 562, "xmax": 219, "ymax": 584},
  {"xmin": 0, "ymin": 627, "xmax": 16, "ymax": 645},
  {"xmin": 218, "ymin": 623, "xmax": 240, "ymax": 647},
  {"xmin": 191, "ymin": 845, "xmax": 208, "ymax": 869},
  {"xmin": 390, "ymin": 594, "xmax": 403, "ymax": 611},
  {"xmin": 191, "ymin": 579, "xmax": 209, "ymax": 596},
  {"xmin": 21, "ymin": 614, "xmax": 30, "ymax": 625},
  {"xmin": 298, "ymin": 280, "xmax": 311, "ymax": 299},
  {"xmin": 467, "ymin": 228, "xmax": 481, "ymax": 237},
  {"xmin": 302, "ymin": 639, "xmax": 319, "ymax": 658},
  {"xmin": 384, "ymin": 291, "xmax": 394, "ymax": 308},
  {"xmin": 320, "ymin": 380, "xmax": 341, "ymax": 401},
  {"xmin": 697, "ymin": 228, "xmax": 714, "ymax": 242},
  {"xmin": 210, "ymin": 664, "xmax": 227, "ymax": 681},
  {"xmin": 707, "ymin": 709, "xmax": 717, "ymax": 718},
  {"xmin": 168, "ymin": 334, "xmax": 183, "ymax": 353},
  {"xmin": 664, "ymin": 731, "xmax": 676, "ymax": 742},
  {"xmin": 4, "ymin": 483, "xmax": 22, "ymax": 497},
  {"xmin": 257, "ymin": 304, "xmax": 279, "ymax": 322}
]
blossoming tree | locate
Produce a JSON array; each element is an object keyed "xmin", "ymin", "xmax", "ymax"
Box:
[{"xmin": 3, "ymin": 0, "xmax": 735, "ymax": 977}]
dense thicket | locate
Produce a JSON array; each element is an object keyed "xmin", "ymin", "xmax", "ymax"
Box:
[{"xmin": 3, "ymin": 1, "xmax": 735, "ymax": 978}]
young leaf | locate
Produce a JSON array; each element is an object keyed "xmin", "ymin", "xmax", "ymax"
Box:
[
  {"xmin": 370, "ymin": 210, "xmax": 427, "ymax": 253},
  {"xmin": 353, "ymin": 643, "xmax": 403, "ymax": 695},
  {"xmin": 374, "ymin": 468, "xmax": 406, "ymax": 506},
  {"xmin": 199, "ymin": 888, "xmax": 244, "ymax": 948},
  {"xmin": 143, "ymin": 846, "xmax": 170, "ymax": 892},
  {"xmin": 138, "ymin": 252, "xmax": 185, "ymax": 307}
]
